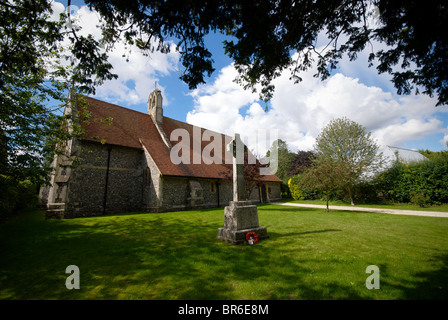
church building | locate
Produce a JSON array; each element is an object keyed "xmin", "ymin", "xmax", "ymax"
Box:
[{"xmin": 39, "ymin": 89, "xmax": 282, "ymax": 218}]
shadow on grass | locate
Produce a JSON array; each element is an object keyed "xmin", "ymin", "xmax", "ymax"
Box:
[
  {"xmin": 381, "ymin": 253, "xmax": 448, "ymax": 300},
  {"xmin": 268, "ymin": 229, "xmax": 342, "ymax": 240},
  {"xmin": 1, "ymin": 211, "xmax": 230, "ymax": 299},
  {"xmin": 0, "ymin": 210, "xmax": 363, "ymax": 300},
  {"xmin": 2, "ymin": 209, "xmax": 447, "ymax": 300}
]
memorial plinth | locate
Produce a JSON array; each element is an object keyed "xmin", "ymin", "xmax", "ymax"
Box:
[{"xmin": 217, "ymin": 202, "xmax": 269, "ymax": 244}]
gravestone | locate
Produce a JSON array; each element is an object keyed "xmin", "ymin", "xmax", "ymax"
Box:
[{"xmin": 217, "ymin": 133, "xmax": 269, "ymax": 244}]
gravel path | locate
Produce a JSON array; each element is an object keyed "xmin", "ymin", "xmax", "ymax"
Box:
[{"xmin": 274, "ymin": 202, "xmax": 448, "ymax": 218}]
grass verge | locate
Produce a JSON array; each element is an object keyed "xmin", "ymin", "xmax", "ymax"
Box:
[{"xmin": 1, "ymin": 205, "xmax": 447, "ymax": 299}]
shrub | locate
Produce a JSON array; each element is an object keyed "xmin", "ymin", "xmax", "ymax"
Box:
[
  {"xmin": 280, "ymin": 182, "xmax": 291, "ymax": 198},
  {"xmin": 374, "ymin": 152, "xmax": 448, "ymax": 204},
  {"xmin": 353, "ymin": 180, "xmax": 381, "ymax": 204},
  {"xmin": 0, "ymin": 175, "xmax": 18, "ymax": 215},
  {"xmin": 410, "ymin": 191, "xmax": 431, "ymax": 207},
  {"xmin": 0, "ymin": 175, "xmax": 38, "ymax": 222},
  {"xmin": 288, "ymin": 175, "xmax": 305, "ymax": 200}
]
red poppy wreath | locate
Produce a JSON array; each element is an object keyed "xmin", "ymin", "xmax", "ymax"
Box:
[{"xmin": 246, "ymin": 231, "xmax": 259, "ymax": 244}]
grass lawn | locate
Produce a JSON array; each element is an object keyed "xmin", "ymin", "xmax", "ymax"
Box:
[{"xmin": 1, "ymin": 204, "xmax": 447, "ymax": 300}]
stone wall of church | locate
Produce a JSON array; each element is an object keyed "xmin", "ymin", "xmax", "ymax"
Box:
[
  {"xmin": 160, "ymin": 177, "xmax": 235, "ymax": 211},
  {"xmin": 65, "ymin": 141, "xmax": 144, "ymax": 217},
  {"xmin": 142, "ymin": 145, "xmax": 162, "ymax": 210},
  {"xmin": 160, "ymin": 176, "xmax": 189, "ymax": 210},
  {"xmin": 158, "ymin": 176, "xmax": 280, "ymax": 212},
  {"xmin": 266, "ymin": 182, "xmax": 282, "ymax": 201},
  {"xmin": 217, "ymin": 180, "xmax": 233, "ymax": 206}
]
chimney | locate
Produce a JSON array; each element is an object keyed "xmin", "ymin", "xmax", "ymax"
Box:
[{"xmin": 148, "ymin": 89, "xmax": 163, "ymax": 124}]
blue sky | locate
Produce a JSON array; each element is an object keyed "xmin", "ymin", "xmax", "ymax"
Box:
[{"xmin": 53, "ymin": 1, "xmax": 448, "ymax": 154}]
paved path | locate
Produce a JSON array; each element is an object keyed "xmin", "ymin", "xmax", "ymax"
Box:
[{"xmin": 273, "ymin": 202, "xmax": 448, "ymax": 218}]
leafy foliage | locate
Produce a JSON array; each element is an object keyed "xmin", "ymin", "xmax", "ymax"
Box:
[
  {"xmin": 374, "ymin": 0, "xmax": 448, "ymax": 106},
  {"xmin": 288, "ymin": 150, "xmax": 316, "ymax": 176},
  {"xmin": 0, "ymin": 1, "xmax": 117, "ymax": 216},
  {"xmin": 298, "ymin": 159, "xmax": 348, "ymax": 211},
  {"xmin": 410, "ymin": 191, "xmax": 431, "ymax": 208},
  {"xmin": 314, "ymin": 117, "xmax": 384, "ymax": 205},
  {"xmin": 288, "ymin": 149, "xmax": 448, "ymax": 206},
  {"xmin": 85, "ymin": 0, "xmax": 448, "ymax": 105},
  {"xmin": 287, "ymin": 175, "xmax": 305, "ymax": 201},
  {"xmin": 266, "ymin": 139, "xmax": 295, "ymax": 182},
  {"xmin": 1, "ymin": 0, "xmax": 65, "ymax": 183},
  {"xmin": 0, "ymin": 175, "xmax": 38, "ymax": 221},
  {"xmin": 375, "ymin": 152, "xmax": 448, "ymax": 204}
]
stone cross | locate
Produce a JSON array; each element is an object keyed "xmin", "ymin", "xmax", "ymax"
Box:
[
  {"xmin": 218, "ymin": 133, "xmax": 269, "ymax": 244},
  {"xmin": 226, "ymin": 133, "xmax": 246, "ymax": 202}
]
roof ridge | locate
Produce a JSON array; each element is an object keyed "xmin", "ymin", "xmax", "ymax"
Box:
[
  {"xmin": 81, "ymin": 95, "xmax": 230, "ymax": 138},
  {"xmin": 163, "ymin": 116, "xmax": 233, "ymax": 139},
  {"xmin": 81, "ymin": 94, "xmax": 150, "ymax": 118},
  {"xmin": 387, "ymin": 145, "xmax": 420, "ymax": 152}
]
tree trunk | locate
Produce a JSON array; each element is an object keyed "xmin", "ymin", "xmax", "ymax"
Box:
[
  {"xmin": 325, "ymin": 191, "xmax": 329, "ymax": 212},
  {"xmin": 348, "ymin": 186, "xmax": 355, "ymax": 206}
]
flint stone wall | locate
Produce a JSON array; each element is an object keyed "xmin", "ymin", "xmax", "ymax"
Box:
[
  {"xmin": 65, "ymin": 141, "xmax": 143, "ymax": 217},
  {"xmin": 266, "ymin": 182, "xmax": 282, "ymax": 201},
  {"xmin": 161, "ymin": 177, "xmax": 231, "ymax": 210}
]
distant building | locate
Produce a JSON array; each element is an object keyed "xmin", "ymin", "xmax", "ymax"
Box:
[{"xmin": 384, "ymin": 146, "xmax": 429, "ymax": 165}]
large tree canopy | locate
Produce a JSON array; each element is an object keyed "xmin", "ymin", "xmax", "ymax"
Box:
[
  {"xmin": 0, "ymin": 0, "xmax": 116, "ymax": 184},
  {"xmin": 313, "ymin": 117, "xmax": 384, "ymax": 205},
  {"xmin": 1, "ymin": 0, "xmax": 447, "ymax": 189},
  {"xmin": 86, "ymin": 0, "xmax": 448, "ymax": 105}
]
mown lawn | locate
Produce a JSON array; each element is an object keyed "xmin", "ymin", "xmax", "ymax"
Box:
[{"xmin": 1, "ymin": 204, "xmax": 447, "ymax": 300}]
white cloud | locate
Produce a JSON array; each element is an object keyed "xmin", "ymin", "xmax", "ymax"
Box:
[
  {"xmin": 374, "ymin": 118, "xmax": 442, "ymax": 148},
  {"xmin": 49, "ymin": 1, "xmax": 65, "ymax": 21},
  {"xmin": 441, "ymin": 132, "xmax": 448, "ymax": 149},
  {"xmin": 186, "ymin": 52, "xmax": 444, "ymax": 155},
  {"xmin": 92, "ymin": 38, "xmax": 180, "ymax": 106},
  {"xmin": 52, "ymin": 1, "xmax": 181, "ymax": 107},
  {"xmin": 186, "ymin": 64, "xmax": 258, "ymax": 132},
  {"xmin": 51, "ymin": 1, "xmax": 446, "ymax": 153}
]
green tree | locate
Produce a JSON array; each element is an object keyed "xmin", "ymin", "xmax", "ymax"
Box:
[
  {"xmin": 299, "ymin": 159, "xmax": 347, "ymax": 212},
  {"xmin": 288, "ymin": 150, "xmax": 316, "ymax": 176},
  {"xmin": 314, "ymin": 117, "xmax": 384, "ymax": 205},
  {"xmin": 376, "ymin": 151, "xmax": 448, "ymax": 204},
  {"xmin": 0, "ymin": 1, "xmax": 116, "ymax": 184},
  {"xmin": 85, "ymin": 0, "xmax": 448, "ymax": 105},
  {"xmin": 0, "ymin": 0, "xmax": 117, "ymax": 217},
  {"xmin": 418, "ymin": 149, "xmax": 448, "ymax": 160},
  {"xmin": 266, "ymin": 139, "xmax": 295, "ymax": 182}
]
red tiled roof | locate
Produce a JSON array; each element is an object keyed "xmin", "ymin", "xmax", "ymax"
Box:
[{"xmin": 78, "ymin": 95, "xmax": 282, "ymax": 183}]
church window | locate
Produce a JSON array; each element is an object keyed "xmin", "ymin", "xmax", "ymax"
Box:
[{"xmin": 210, "ymin": 181, "xmax": 217, "ymax": 194}]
